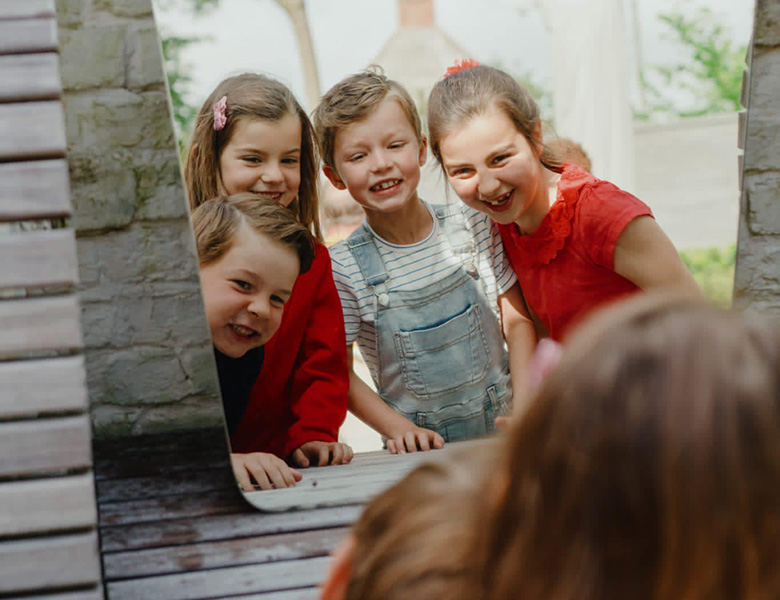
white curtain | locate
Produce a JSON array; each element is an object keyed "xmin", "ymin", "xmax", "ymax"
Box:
[{"xmin": 543, "ymin": 0, "xmax": 635, "ymax": 190}]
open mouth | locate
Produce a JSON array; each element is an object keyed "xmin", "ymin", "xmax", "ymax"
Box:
[
  {"xmin": 253, "ymin": 191, "xmax": 284, "ymax": 202},
  {"xmin": 229, "ymin": 323, "xmax": 260, "ymax": 340},
  {"xmin": 482, "ymin": 190, "xmax": 513, "ymax": 211},
  {"xmin": 370, "ymin": 179, "xmax": 402, "ymax": 193}
]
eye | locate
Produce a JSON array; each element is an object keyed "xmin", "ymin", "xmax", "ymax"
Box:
[
  {"xmin": 388, "ymin": 141, "xmax": 405, "ymax": 150},
  {"xmin": 242, "ymin": 156, "xmax": 261, "ymax": 164},
  {"xmin": 270, "ymin": 295, "xmax": 286, "ymax": 307},
  {"xmin": 281, "ymin": 156, "xmax": 299, "ymax": 165},
  {"xmin": 232, "ymin": 280, "xmax": 252, "ymax": 291},
  {"xmin": 347, "ymin": 153, "xmax": 365, "ymax": 163},
  {"xmin": 449, "ymin": 167, "xmax": 472, "ymax": 177},
  {"xmin": 492, "ymin": 154, "xmax": 509, "ymax": 165}
]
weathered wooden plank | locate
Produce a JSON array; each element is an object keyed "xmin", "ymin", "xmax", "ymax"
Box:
[
  {"xmin": 236, "ymin": 589, "xmax": 318, "ymax": 600},
  {"xmin": 0, "ymin": 473, "xmax": 96, "ymax": 536},
  {"xmin": 93, "ymin": 427, "xmax": 227, "ymax": 462},
  {"xmin": 18, "ymin": 587, "xmax": 105, "ymax": 600},
  {"xmin": 0, "ymin": 229, "xmax": 79, "ymax": 290},
  {"xmin": 0, "ymin": 415, "xmax": 92, "ymax": 477},
  {"xmin": 103, "ymin": 526, "xmax": 348, "ymax": 580},
  {"xmin": 99, "ymin": 505, "xmax": 362, "ymax": 552},
  {"xmin": 94, "ymin": 444, "xmax": 229, "ymax": 481},
  {"xmin": 0, "ymin": 101, "xmax": 66, "ymax": 161},
  {"xmin": 738, "ymin": 110, "xmax": 747, "ymax": 151},
  {"xmin": 0, "ymin": 532, "xmax": 101, "ymax": 594},
  {"xmin": 0, "ymin": 53, "xmax": 60, "ymax": 102},
  {"xmin": 0, "ymin": 356, "xmax": 88, "ymax": 419},
  {"xmin": 0, "ymin": 159, "xmax": 71, "ymax": 221},
  {"xmin": 0, "ymin": 18, "xmax": 57, "ymax": 55},
  {"xmin": 106, "ymin": 556, "xmax": 331, "ymax": 600},
  {"xmin": 97, "ymin": 489, "xmax": 249, "ymax": 527},
  {"xmin": 0, "ymin": 295, "xmax": 83, "ymax": 359},
  {"xmin": 95, "ymin": 467, "xmax": 236, "ymax": 503},
  {"xmin": 0, "ymin": 0, "xmax": 56, "ymax": 20},
  {"xmin": 740, "ymin": 68, "xmax": 750, "ymax": 109}
]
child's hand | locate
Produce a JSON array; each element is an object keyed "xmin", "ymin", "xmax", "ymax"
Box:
[
  {"xmin": 386, "ymin": 426, "xmax": 445, "ymax": 454},
  {"xmin": 291, "ymin": 441, "xmax": 354, "ymax": 467},
  {"xmin": 230, "ymin": 452, "xmax": 302, "ymax": 492}
]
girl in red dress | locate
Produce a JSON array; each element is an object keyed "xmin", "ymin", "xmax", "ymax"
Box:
[{"xmin": 427, "ymin": 63, "xmax": 701, "ymax": 341}]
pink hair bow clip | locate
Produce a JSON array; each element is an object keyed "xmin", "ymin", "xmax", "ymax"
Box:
[
  {"xmin": 445, "ymin": 58, "xmax": 480, "ymax": 78},
  {"xmin": 528, "ymin": 338, "xmax": 564, "ymax": 390},
  {"xmin": 213, "ymin": 96, "xmax": 227, "ymax": 131}
]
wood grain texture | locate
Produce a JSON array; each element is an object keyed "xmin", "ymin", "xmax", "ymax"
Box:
[
  {"xmin": 103, "ymin": 527, "xmax": 349, "ymax": 579},
  {"xmin": 0, "ymin": 415, "xmax": 93, "ymax": 477},
  {"xmin": 0, "ymin": 229, "xmax": 79, "ymax": 290},
  {"xmin": 99, "ymin": 506, "xmax": 361, "ymax": 553},
  {"xmin": 0, "ymin": 356, "xmax": 88, "ymax": 419},
  {"xmin": 0, "ymin": 295, "xmax": 83, "ymax": 359},
  {"xmin": 0, "ymin": 532, "xmax": 101, "ymax": 594},
  {"xmin": 0, "ymin": 473, "xmax": 97, "ymax": 536},
  {"xmin": 225, "ymin": 590, "xmax": 318, "ymax": 600},
  {"xmin": 19, "ymin": 588, "xmax": 105, "ymax": 600},
  {"xmin": 0, "ymin": 18, "xmax": 57, "ymax": 55},
  {"xmin": 0, "ymin": 0, "xmax": 56, "ymax": 20},
  {"xmin": 0, "ymin": 159, "xmax": 72, "ymax": 221},
  {"xmin": 0, "ymin": 101, "xmax": 66, "ymax": 161},
  {"xmin": 106, "ymin": 556, "xmax": 331, "ymax": 600},
  {"xmin": 0, "ymin": 53, "xmax": 60, "ymax": 102}
]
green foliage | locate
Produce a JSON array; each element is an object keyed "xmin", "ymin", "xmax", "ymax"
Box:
[
  {"xmin": 153, "ymin": 0, "xmax": 220, "ymax": 147},
  {"xmin": 679, "ymin": 244, "xmax": 735, "ymax": 308},
  {"xmin": 637, "ymin": 8, "xmax": 746, "ymax": 121}
]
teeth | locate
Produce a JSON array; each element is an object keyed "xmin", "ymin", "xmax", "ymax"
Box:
[
  {"xmin": 485, "ymin": 192, "xmax": 510, "ymax": 206},
  {"xmin": 372, "ymin": 180, "xmax": 400, "ymax": 191},
  {"xmin": 231, "ymin": 324, "xmax": 257, "ymax": 337}
]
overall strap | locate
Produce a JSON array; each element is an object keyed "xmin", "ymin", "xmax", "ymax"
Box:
[
  {"xmin": 346, "ymin": 223, "xmax": 389, "ymax": 300},
  {"xmin": 433, "ymin": 203, "xmax": 479, "ymax": 277}
]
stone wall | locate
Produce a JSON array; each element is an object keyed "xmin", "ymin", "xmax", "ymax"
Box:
[
  {"xmin": 56, "ymin": 0, "xmax": 223, "ymax": 437},
  {"xmin": 735, "ymin": 0, "xmax": 780, "ymax": 313}
]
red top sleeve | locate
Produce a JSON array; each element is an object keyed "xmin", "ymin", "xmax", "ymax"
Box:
[
  {"xmin": 282, "ymin": 245, "xmax": 350, "ymax": 457},
  {"xmin": 577, "ymin": 180, "xmax": 654, "ymax": 269}
]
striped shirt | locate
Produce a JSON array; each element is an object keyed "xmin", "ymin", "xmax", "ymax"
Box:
[{"xmin": 330, "ymin": 201, "xmax": 517, "ymax": 384}]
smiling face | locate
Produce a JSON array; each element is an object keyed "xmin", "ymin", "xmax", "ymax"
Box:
[
  {"xmin": 323, "ymin": 97, "xmax": 426, "ymax": 217},
  {"xmin": 199, "ymin": 222, "xmax": 300, "ymax": 358},
  {"xmin": 218, "ymin": 113, "xmax": 302, "ymax": 208},
  {"xmin": 439, "ymin": 106, "xmax": 547, "ymax": 227}
]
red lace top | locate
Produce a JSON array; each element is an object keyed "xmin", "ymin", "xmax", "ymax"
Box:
[{"xmin": 498, "ymin": 164, "xmax": 653, "ymax": 341}]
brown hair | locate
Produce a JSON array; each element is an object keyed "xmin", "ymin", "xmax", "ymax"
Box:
[
  {"xmin": 547, "ymin": 137, "xmax": 592, "ymax": 173},
  {"xmin": 344, "ymin": 441, "xmax": 499, "ymax": 600},
  {"xmin": 427, "ymin": 65, "xmax": 561, "ymax": 173},
  {"xmin": 313, "ymin": 67, "xmax": 423, "ymax": 171},
  {"xmin": 191, "ymin": 193, "xmax": 315, "ymax": 274},
  {"xmin": 184, "ymin": 73, "xmax": 322, "ymax": 241},
  {"xmin": 481, "ymin": 294, "xmax": 780, "ymax": 600}
]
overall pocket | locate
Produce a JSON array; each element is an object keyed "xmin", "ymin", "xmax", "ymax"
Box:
[{"xmin": 394, "ymin": 303, "xmax": 490, "ymax": 398}]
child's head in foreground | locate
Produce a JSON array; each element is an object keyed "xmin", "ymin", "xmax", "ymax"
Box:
[
  {"xmin": 312, "ymin": 68, "xmax": 427, "ymax": 215},
  {"xmin": 481, "ymin": 294, "xmax": 780, "ymax": 600},
  {"xmin": 320, "ymin": 440, "xmax": 499, "ymax": 600},
  {"xmin": 185, "ymin": 72, "xmax": 322, "ymax": 239},
  {"xmin": 192, "ymin": 194, "xmax": 315, "ymax": 358}
]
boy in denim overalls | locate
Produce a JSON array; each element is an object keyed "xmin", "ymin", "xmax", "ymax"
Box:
[{"xmin": 314, "ymin": 70, "xmax": 537, "ymax": 454}]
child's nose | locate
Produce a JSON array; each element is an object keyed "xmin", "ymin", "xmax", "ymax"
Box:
[
  {"xmin": 369, "ymin": 151, "xmax": 392, "ymax": 173},
  {"xmin": 260, "ymin": 163, "xmax": 284, "ymax": 184},
  {"xmin": 477, "ymin": 172, "xmax": 501, "ymax": 197},
  {"xmin": 248, "ymin": 296, "xmax": 270, "ymax": 319}
]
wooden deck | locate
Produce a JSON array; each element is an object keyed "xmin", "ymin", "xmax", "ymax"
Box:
[{"xmin": 93, "ymin": 428, "xmax": 464, "ymax": 599}]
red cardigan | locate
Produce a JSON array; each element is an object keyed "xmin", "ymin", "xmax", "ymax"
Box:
[{"xmin": 229, "ymin": 243, "xmax": 349, "ymax": 460}]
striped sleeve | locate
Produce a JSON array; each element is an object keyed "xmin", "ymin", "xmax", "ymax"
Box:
[
  {"xmin": 329, "ymin": 243, "xmax": 363, "ymax": 345},
  {"xmin": 489, "ymin": 219, "xmax": 517, "ymax": 295}
]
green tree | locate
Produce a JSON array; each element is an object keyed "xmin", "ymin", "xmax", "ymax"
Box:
[{"xmin": 638, "ymin": 7, "xmax": 747, "ymax": 120}]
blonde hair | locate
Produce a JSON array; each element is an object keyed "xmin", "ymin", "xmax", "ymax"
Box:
[
  {"xmin": 546, "ymin": 137, "xmax": 592, "ymax": 172},
  {"xmin": 427, "ymin": 65, "xmax": 561, "ymax": 173},
  {"xmin": 191, "ymin": 193, "xmax": 315, "ymax": 274},
  {"xmin": 184, "ymin": 73, "xmax": 322, "ymax": 241},
  {"xmin": 313, "ymin": 67, "xmax": 423, "ymax": 171},
  {"xmin": 481, "ymin": 294, "xmax": 780, "ymax": 600},
  {"xmin": 345, "ymin": 441, "xmax": 499, "ymax": 600}
]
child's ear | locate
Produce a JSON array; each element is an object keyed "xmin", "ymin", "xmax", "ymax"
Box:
[
  {"xmin": 320, "ymin": 536, "xmax": 355, "ymax": 600},
  {"xmin": 418, "ymin": 135, "xmax": 428, "ymax": 167},
  {"xmin": 323, "ymin": 165, "xmax": 347, "ymax": 191}
]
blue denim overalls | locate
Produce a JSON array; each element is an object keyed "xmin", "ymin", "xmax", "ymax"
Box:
[{"xmin": 347, "ymin": 203, "xmax": 512, "ymax": 442}]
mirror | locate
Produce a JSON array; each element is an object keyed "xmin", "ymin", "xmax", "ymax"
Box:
[{"xmin": 154, "ymin": 0, "xmax": 754, "ymax": 508}]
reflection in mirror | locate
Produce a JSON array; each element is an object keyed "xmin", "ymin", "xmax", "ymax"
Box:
[{"xmin": 156, "ymin": 0, "xmax": 754, "ymax": 508}]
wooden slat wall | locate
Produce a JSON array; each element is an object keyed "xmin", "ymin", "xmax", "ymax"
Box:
[{"xmin": 0, "ymin": 5, "xmax": 104, "ymax": 599}]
